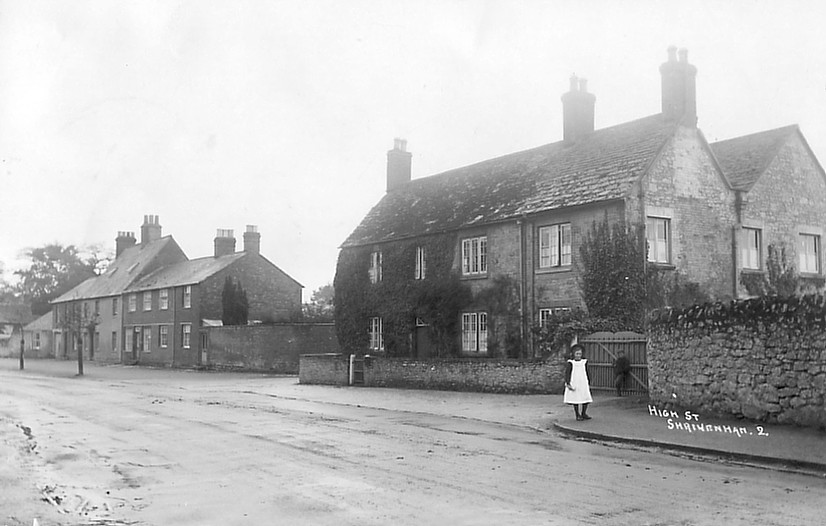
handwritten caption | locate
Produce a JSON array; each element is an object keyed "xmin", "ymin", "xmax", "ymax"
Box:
[{"xmin": 648, "ymin": 405, "xmax": 770, "ymax": 438}]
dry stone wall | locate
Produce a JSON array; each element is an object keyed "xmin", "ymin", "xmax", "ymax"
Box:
[{"xmin": 648, "ymin": 295, "xmax": 826, "ymax": 429}]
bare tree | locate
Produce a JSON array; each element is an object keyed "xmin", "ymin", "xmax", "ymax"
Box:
[{"xmin": 56, "ymin": 301, "xmax": 99, "ymax": 376}]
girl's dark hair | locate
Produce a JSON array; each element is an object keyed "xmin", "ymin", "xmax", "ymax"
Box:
[{"xmin": 571, "ymin": 343, "xmax": 585, "ymax": 353}]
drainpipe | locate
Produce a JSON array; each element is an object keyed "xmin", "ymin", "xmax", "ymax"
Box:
[{"xmin": 518, "ymin": 219, "xmax": 525, "ymax": 359}]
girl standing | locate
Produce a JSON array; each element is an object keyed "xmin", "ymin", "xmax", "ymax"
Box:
[{"xmin": 564, "ymin": 343, "xmax": 593, "ymax": 421}]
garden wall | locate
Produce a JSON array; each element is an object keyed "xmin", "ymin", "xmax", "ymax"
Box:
[
  {"xmin": 299, "ymin": 353, "xmax": 351, "ymax": 386},
  {"xmin": 206, "ymin": 323, "xmax": 338, "ymax": 373},
  {"xmin": 648, "ymin": 296, "xmax": 826, "ymax": 429}
]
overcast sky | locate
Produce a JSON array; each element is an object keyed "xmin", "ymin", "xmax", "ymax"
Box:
[{"xmin": 2, "ymin": 1, "xmax": 825, "ymax": 300}]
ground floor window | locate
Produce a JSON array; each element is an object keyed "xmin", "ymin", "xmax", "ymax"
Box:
[
  {"xmin": 182, "ymin": 323, "xmax": 192, "ymax": 349},
  {"xmin": 112, "ymin": 331, "xmax": 118, "ymax": 352},
  {"xmin": 34, "ymin": 332, "xmax": 41, "ymax": 349},
  {"xmin": 461, "ymin": 312, "xmax": 487, "ymax": 353},
  {"xmin": 368, "ymin": 317, "xmax": 383, "ymax": 351},
  {"xmin": 160, "ymin": 325, "xmax": 169, "ymax": 348},
  {"xmin": 538, "ymin": 307, "xmax": 571, "ymax": 327}
]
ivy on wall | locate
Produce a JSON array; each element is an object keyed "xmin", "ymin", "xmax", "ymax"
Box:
[{"xmin": 739, "ymin": 242, "xmax": 826, "ymax": 297}]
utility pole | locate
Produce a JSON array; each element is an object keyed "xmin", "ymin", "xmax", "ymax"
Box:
[{"xmin": 18, "ymin": 323, "xmax": 24, "ymax": 370}]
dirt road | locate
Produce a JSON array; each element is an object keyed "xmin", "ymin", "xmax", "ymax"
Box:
[{"xmin": 1, "ymin": 360, "xmax": 824, "ymax": 525}]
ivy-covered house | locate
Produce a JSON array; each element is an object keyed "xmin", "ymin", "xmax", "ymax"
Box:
[{"xmin": 336, "ymin": 47, "xmax": 826, "ymax": 359}]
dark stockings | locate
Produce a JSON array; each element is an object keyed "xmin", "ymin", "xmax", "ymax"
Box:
[{"xmin": 573, "ymin": 403, "xmax": 591, "ymax": 421}]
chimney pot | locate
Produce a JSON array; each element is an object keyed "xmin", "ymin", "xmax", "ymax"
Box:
[
  {"xmin": 561, "ymin": 75, "xmax": 596, "ymax": 143},
  {"xmin": 678, "ymin": 48, "xmax": 688, "ymax": 63},
  {"xmin": 660, "ymin": 46, "xmax": 697, "ymax": 127},
  {"xmin": 569, "ymin": 74, "xmax": 578, "ymax": 91},
  {"xmin": 243, "ymin": 225, "xmax": 261, "ymax": 254},
  {"xmin": 214, "ymin": 229, "xmax": 236, "ymax": 257},
  {"xmin": 140, "ymin": 214, "xmax": 162, "ymax": 245},
  {"xmin": 667, "ymin": 46, "xmax": 678, "ymax": 62},
  {"xmin": 578, "ymin": 78, "xmax": 588, "ymax": 93}
]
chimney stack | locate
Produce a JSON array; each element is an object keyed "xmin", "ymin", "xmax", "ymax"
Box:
[
  {"xmin": 561, "ymin": 75, "xmax": 596, "ymax": 143},
  {"xmin": 140, "ymin": 215, "xmax": 162, "ymax": 245},
  {"xmin": 115, "ymin": 231, "xmax": 137, "ymax": 257},
  {"xmin": 386, "ymin": 138, "xmax": 412, "ymax": 193},
  {"xmin": 660, "ymin": 46, "xmax": 697, "ymax": 126},
  {"xmin": 214, "ymin": 229, "xmax": 236, "ymax": 257},
  {"xmin": 243, "ymin": 225, "xmax": 260, "ymax": 254}
]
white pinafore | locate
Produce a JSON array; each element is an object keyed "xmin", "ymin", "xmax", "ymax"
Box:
[{"xmin": 563, "ymin": 358, "xmax": 593, "ymax": 404}]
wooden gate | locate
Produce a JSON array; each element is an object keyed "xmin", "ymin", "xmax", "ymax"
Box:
[{"xmin": 579, "ymin": 331, "xmax": 647, "ymax": 394}]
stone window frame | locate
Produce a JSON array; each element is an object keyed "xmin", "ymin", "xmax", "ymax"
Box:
[
  {"xmin": 461, "ymin": 235, "xmax": 488, "ymax": 276},
  {"xmin": 461, "ymin": 311, "xmax": 488, "ymax": 353},
  {"xmin": 646, "ymin": 207, "xmax": 673, "ymax": 266},
  {"xmin": 537, "ymin": 223, "xmax": 572, "ymax": 270},
  {"xmin": 740, "ymin": 225, "xmax": 763, "ymax": 271},
  {"xmin": 798, "ymin": 226, "xmax": 823, "ymax": 275}
]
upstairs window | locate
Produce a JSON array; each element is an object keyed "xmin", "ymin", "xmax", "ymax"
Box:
[
  {"xmin": 800, "ymin": 234, "xmax": 821, "ymax": 274},
  {"xmin": 368, "ymin": 317, "xmax": 383, "ymax": 351},
  {"xmin": 183, "ymin": 286, "xmax": 192, "ymax": 309},
  {"xmin": 160, "ymin": 289, "xmax": 169, "ymax": 310},
  {"xmin": 741, "ymin": 228, "xmax": 762, "ymax": 270},
  {"xmin": 646, "ymin": 217, "xmax": 672, "ymax": 264},
  {"xmin": 414, "ymin": 246, "xmax": 427, "ymax": 280},
  {"xmin": 461, "ymin": 312, "xmax": 488, "ymax": 353},
  {"xmin": 112, "ymin": 297, "xmax": 118, "ymax": 316},
  {"xmin": 143, "ymin": 291, "xmax": 152, "ymax": 311},
  {"xmin": 128, "ymin": 294, "xmax": 137, "ymax": 312},
  {"xmin": 368, "ymin": 251, "xmax": 382, "ymax": 283},
  {"xmin": 461, "ymin": 236, "xmax": 487, "ymax": 276},
  {"xmin": 538, "ymin": 224, "xmax": 572, "ymax": 268}
]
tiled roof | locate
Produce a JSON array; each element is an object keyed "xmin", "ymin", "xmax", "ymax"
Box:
[
  {"xmin": 24, "ymin": 312, "xmax": 52, "ymax": 331},
  {"xmin": 126, "ymin": 253, "xmax": 246, "ymax": 292},
  {"xmin": 342, "ymin": 114, "xmax": 678, "ymax": 247},
  {"xmin": 52, "ymin": 236, "xmax": 181, "ymax": 303},
  {"xmin": 710, "ymin": 125, "xmax": 799, "ymax": 191}
]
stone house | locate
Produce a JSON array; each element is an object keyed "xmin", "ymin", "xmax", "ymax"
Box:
[
  {"xmin": 122, "ymin": 226, "xmax": 303, "ymax": 367},
  {"xmin": 52, "ymin": 217, "xmax": 302, "ymax": 367},
  {"xmin": 336, "ymin": 47, "xmax": 826, "ymax": 359},
  {"xmin": 0, "ymin": 303, "xmax": 33, "ymax": 358},
  {"xmin": 23, "ymin": 312, "xmax": 54, "ymax": 358}
]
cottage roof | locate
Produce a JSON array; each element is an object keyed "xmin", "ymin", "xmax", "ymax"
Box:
[
  {"xmin": 710, "ymin": 125, "xmax": 799, "ymax": 191},
  {"xmin": 24, "ymin": 312, "xmax": 52, "ymax": 331},
  {"xmin": 52, "ymin": 236, "xmax": 181, "ymax": 303},
  {"xmin": 342, "ymin": 114, "xmax": 678, "ymax": 247},
  {"xmin": 126, "ymin": 253, "xmax": 246, "ymax": 292},
  {"xmin": 0, "ymin": 303, "xmax": 33, "ymax": 324}
]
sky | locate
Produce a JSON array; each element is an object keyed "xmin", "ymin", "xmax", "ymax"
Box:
[{"xmin": 2, "ymin": 0, "xmax": 826, "ymax": 301}]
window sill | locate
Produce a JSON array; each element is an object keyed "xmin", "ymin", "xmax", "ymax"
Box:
[
  {"xmin": 647, "ymin": 262, "xmax": 676, "ymax": 271},
  {"xmin": 535, "ymin": 266, "xmax": 573, "ymax": 275},
  {"xmin": 740, "ymin": 269, "xmax": 764, "ymax": 275},
  {"xmin": 800, "ymin": 272, "xmax": 824, "ymax": 279},
  {"xmin": 460, "ymin": 273, "xmax": 489, "ymax": 281}
]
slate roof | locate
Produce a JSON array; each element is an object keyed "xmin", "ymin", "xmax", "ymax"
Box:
[
  {"xmin": 342, "ymin": 114, "xmax": 679, "ymax": 248},
  {"xmin": 126, "ymin": 253, "xmax": 246, "ymax": 292},
  {"xmin": 710, "ymin": 125, "xmax": 799, "ymax": 191},
  {"xmin": 24, "ymin": 312, "xmax": 52, "ymax": 331},
  {"xmin": 52, "ymin": 236, "xmax": 181, "ymax": 303}
]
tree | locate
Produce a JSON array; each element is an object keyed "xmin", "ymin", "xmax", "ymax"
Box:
[
  {"xmin": 302, "ymin": 284, "xmax": 335, "ymax": 321},
  {"xmin": 0, "ymin": 263, "xmax": 21, "ymax": 303},
  {"xmin": 15, "ymin": 244, "xmax": 104, "ymax": 316},
  {"xmin": 56, "ymin": 301, "xmax": 99, "ymax": 376},
  {"xmin": 221, "ymin": 276, "xmax": 249, "ymax": 325},
  {"xmin": 740, "ymin": 242, "xmax": 800, "ymax": 297},
  {"xmin": 578, "ymin": 218, "xmax": 647, "ymax": 328}
]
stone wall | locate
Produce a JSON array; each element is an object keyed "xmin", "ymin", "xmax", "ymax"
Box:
[
  {"xmin": 648, "ymin": 296, "xmax": 826, "ymax": 429},
  {"xmin": 361, "ymin": 355, "xmax": 568, "ymax": 394},
  {"xmin": 299, "ymin": 353, "xmax": 350, "ymax": 385},
  {"xmin": 206, "ymin": 323, "xmax": 338, "ymax": 373}
]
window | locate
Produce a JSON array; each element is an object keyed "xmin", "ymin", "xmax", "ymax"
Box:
[
  {"xmin": 94, "ymin": 331, "xmax": 100, "ymax": 351},
  {"xmin": 34, "ymin": 332, "xmax": 41, "ymax": 349},
  {"xmin": 128, "ymin": 294, "xmax": 137, "ymax": 312},
  {"xmin": 160, "ymin": 289, "xmax": 169, "ymax": 310},
  {"xmin": 461, "ymin": 312, "xmax": 488, "ymax": 353},
  {"xmin": 369, "ymin": 251, "xmax": 382, "ymax": 283},
  {"xmin": 538, "ymin": 307, "xmax": 572, "ymax": 327},
  {"xmin": 142, "ymin": 326, "xmax": 151, "ymax": 353},
  {"xmin": 94, "ymin": 300, "xmax": 100, "ymax": 316},
  {"xmin": 539, "ymin": 224, "xmax": 572, "ymax": 268},
  {"xmin": 112, "ymin": 331, "xmax": 118, "ymax": 352},
  {"xmin": 183, "ymin": 286, "xmax": 192, "ymax": 309},
  {"xmin": 741, "ymin": 228, "xmax": 762, "ymax": 270},
  {"xmin": 368, "ymin": 317, "xmax": 383, "ymax": 351},
  {"xmin": 646, "ymin": 217, "xmax": 671, "ymax": 264},
  {"xmin": 143, "ymin": 291, "xmax": 152, "ymax": 311},
  {"xmin": 800, "ymin": 234, "xmax": 821, "ymax": 274},
  {"xmin": 415, "ymin": 246, "xmax": 427, "ymax": 280},
  {"xmin": 461, "ymin": 236, "xmax": 488, "ymax": 275},
  {"xmin": 112, "ymin": 297, "xmax": 118, "ymax": 316},
  {"xmin": 160, "ymin": 325, "xmax": 169, "ymax": 348},
  {"xmin": 182, "ymin": 323, "xmax": 191, "ymax": 349}
]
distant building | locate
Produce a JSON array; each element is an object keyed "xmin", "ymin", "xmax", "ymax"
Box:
[
  {"xmin": 0, "ymin": 303, "xmax": 33, "ymax": 358},
  {"xmin": 23, "ymin": 312, "xmax": 54, "ymax": 358},
  {"xmin": 52, "ymin": 217, "xmax": 302, "ymax": 367},
  {"xmin": 337, "ymin": 47, "xmax": 826, "ymax": 358}
]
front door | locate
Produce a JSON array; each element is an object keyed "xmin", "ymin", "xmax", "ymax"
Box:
[
  {"xmin": 132, "ymin": 327, "xmax": 142, "ymax": 362},
  {"xmin": 414, "ymin": 320, "xmax": 433, "ymax": 359}
]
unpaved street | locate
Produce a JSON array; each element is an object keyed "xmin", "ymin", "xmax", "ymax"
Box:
[{"xmin": 1, "ymin": 360, "xmax": 824, "ymax": 526}]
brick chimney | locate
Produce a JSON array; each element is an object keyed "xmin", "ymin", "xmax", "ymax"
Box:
[
  {"xmin": 660, "ymin": 46, "xmax": 697, "ymax": 126},
  {"xmin": 214, "ymin": 229, "xmax": 236, "ymax": 257},
  {"xmin": 561, "ymin": 75, "xmax": 596, "ymax": 143},
  {"xmin": 115, "ymin": 231, "xmax": 137, "ymax": 257},
  {"xmin": 140, "ymin": 215, "xmax": 162, "ymax": 245},
  {"xmin": 243, "ymin": 225, "xmax": 260, "ymax": 254},
  {"xmin": 386, "ymin": 138, "xmax": 412, "ymax": 193}
]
